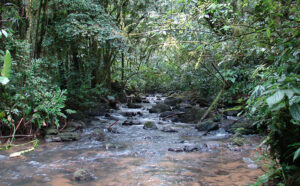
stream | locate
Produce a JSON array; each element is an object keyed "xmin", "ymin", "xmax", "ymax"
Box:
[{"xmin": 0, "ymin": 95, "xmax": 263, "ymax": 186}]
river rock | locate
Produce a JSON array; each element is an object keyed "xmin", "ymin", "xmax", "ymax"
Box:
[
  {"xmin": 159, "ymin": 111, "xmax": 174, "ymax": 118},
  {"xmin": 195, "ymin": 120, "xmax": 219, "ymax": 132},
  {"xmin": 122, "ymin": 112, "xmax": 137, "ymax": 117},
  {"xmin": 173, "ymin": 107, "xmax": 205, "ymax": 123},
  {"xmin": 122, "ymin": 120, "xmax": 142, "ymax": 126},
  {"xmin": 149, "ymin": 103, "xmax": 171, "ymax": 113},
  {"xmin": 127, "ymin": 103, "xmax": 142, "ymax": 108},
  {"xmin": 59, "ymin": 132, "xmax": 80, "ymax": 141},
  {"xmin": 161, "ymin": 126, "xmax": 178, "ymax": 133},
  {"xmin": 168, "ymin": 148, "xmax": 184, "ymax": 152},
  {"xmin": 164, "ymin": 97, "xmax": 182, "ymax": 106},
  {"xmin": 226, "ymin": 119, "xmax": 256, "ymax": 134},
  {"xmin": 143, "ymin": 121, "xmax": 158, "ymax": 130},
  {"xmin": 107, "ymin": 127, "xmax": 120, "ymax": 134},
  {"xmin": 45, "ymin": 135, "xmax": 62, "ymax": 142},
  {"xmin": 46, "ymin": 128, "xmax": 59, "ymax": 135},
  {"xmin": 91, "ymin": 129, "xmax": 105, "ymax": 141},
  {"xmin": 132, "ymin": 95, "xmax": 142, "ymax": 103},
  {"xmin": 229, "ymin": 133, "xmax": 245, "ymax": 146},
  {"xmin": 73, "ymin": 169, "xmax": 94, "ymax": 181},
  {"xmin": 68, "ymin": 121, "xmax": 85, "ymax": 130}
]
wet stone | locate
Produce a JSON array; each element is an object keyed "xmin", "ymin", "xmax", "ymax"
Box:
[
  {"xmin": 59, "ymin": 132, "xmax": 80, "ymax": 141},
  {"xmin": 122, "ymin": 120, "xmax": 142, "ymax": 126},
  {"xmin": 149, "ymin": 103, "xmax": 171, "ymax": 113},
  {"xmin": 46, "ymin": 128, "xmax": 58, "ymax": 135},
  {"xmin": 161, "ymin": 126, "xmax": 178, "ymax": 133},
  {"xmin": 143, "ymin": 121, "xmax": 158, "ymax": 130},
  {"xmin": 68, "ymin": 121, "xmax": 85, "ymax": 130},
  {"xmin": 91, "ymin": 129, "xmax": 105, "ymax": 141},
  {"xmin": 73, "ymin": 169, "xmax": 94, "ymax": 181},
  {"xmin": 127, "ymin": 103, "xmax": 142, "ymax": 108},
  {"xmin": 107, "ymin": 127, "xmax": 120, "ymax": 134},
  {"xmin": 45, "ymin": 135, "xmax": 62, "ymax": 142},
  {"xmin": 168, "ymin": 148, "xmax": 184, "ymax": 152},
  {"xmin": 195, "ymin": 120, "xmax": 219, "ymax": 132}
]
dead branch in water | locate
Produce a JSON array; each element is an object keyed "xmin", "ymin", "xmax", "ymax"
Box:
[{"xmin": 108, "ymin": 120, "xmax": 119, "ymax": 128}]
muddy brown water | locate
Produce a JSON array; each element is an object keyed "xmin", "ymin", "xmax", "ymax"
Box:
[{"xmin": 0, "ymin": 95, "xmax": 263, "ymax": 186}]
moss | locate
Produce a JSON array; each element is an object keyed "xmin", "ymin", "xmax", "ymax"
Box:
[{"xmin": 143, "ymin": 121, "xmax": 158, "ymax": 130}]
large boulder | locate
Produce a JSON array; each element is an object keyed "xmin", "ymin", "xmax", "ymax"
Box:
[
  {"xmin": 164, "ymin": 97, "xmax": 182, "ymax": 106},
  {"xmin": 195, "ymin": 120, "xmax": 219, "ymax": 132},
  {"xmin": 173, "ymin": 107, "xmax": 205, "ymax": 123},
  {"xmin": 127, "ymin": 103, "xmax": 142, "ymax": 108},
  {"xmin": 149, "ymin": 103, "xmax": 171, "ymax": 113},
  {"xmin": 143, "ymin": 121, "xmax": 158, "ymax": 130},
  {"xmin": 226, "ymin": 119, "xmax": 256, "ymax": 134}
]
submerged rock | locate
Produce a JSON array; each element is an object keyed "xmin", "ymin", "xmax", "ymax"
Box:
[
  {"xmin": 73, "ymin": 169, "xmax": 94, "ymax": 181},
  {"xmin": 168, "ymin": 148, "xmax": 184, "ymax": 152},
  {"xmin": 45, "ymin": 135, "xmax": 62, "ymax": 142},
  {"xmin": 161, "ymin": 126, "xmax": 178, "ymax": 133},
  {"xmin": 143, "ymin": 121, "xmax": 158, "ymax": 130}
]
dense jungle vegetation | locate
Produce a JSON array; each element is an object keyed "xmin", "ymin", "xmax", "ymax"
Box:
[{"xmin": 0, "ymin": 0, "xmax": 299, "ymax": 185}]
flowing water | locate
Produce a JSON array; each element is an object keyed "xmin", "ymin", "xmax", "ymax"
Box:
[{"xmin": 0, "ymin": 95, "xmax": 263, "ymax": 186}]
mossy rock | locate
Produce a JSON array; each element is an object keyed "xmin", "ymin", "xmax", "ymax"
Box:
[
  {"xmin": 228, "ymin": 120, "xmax": 256, "ymax": 134},
  {"xmin": 195, "ymin": 120, "xmax": 219, "ymax": 132},
  {"xmin": 59, "ymin": 132, "xmax": 80, "ymax": 141},
  {"xmin": 73, "ymin": 169, "xmax": 94, "ymax": 181},
  {"xmin": 229, "ymin": 133, "xmax": 248, "ymax": 146},
  {"xmin": 46, "ymin": 128, "xmax": 59, "ymax": 135},
  {"xmin": 175, "ymin": 107, "xmax": 206, "ymax": 123},
  {"xmin": 92, "ymin": 129, "xmax": 106, "ymax": 141},
  {"xmin": 149, "ymin": 103, "xmax": 171, "ymax": 113},
  {"xmin": 143, "ymin": 121, "xmax": 158, "ymax": 130},
  {"xmin": 164, "ymin": 97, "xmax": 183, "ymax": 106}
]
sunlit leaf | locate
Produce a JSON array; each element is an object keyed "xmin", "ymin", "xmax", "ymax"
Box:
[
  {"xmin": 1, "ymin": 50, "xmax": 12, "ymax": 78},
  {"xmin": 293, "ymin": 148, "xmax": 300, "ymax": 162},
  {"xmin": 290, "ymin": 103, "xmax": 300, "ymax": 121}
]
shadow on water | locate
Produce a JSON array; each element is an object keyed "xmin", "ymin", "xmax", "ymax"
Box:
[{"xmin": 0, "ymin": 94, "xmax": 263, "ymax": 186}]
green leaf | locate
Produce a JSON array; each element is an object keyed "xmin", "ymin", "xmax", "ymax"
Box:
[
  {"xmin": 0, "ymin": 76, "xmax": 9, "ymax": 85},
  {"xmin": 293, "ymin": 147, "xmax": 300, "ymax": 162},
  {"xmin": 1, "ymin": 29, "xmax": 8, "ymax": 38},
  {"xmin": 65, "ymin": 109, "xmax": 76, "ymax": 114},
  {"xmin": 266, "ymin": 28, "xmax": 271, "ymax": 38},
  {"xmin": 1, "ymin": 50, "xmax": 12, "ymax": 78},
  {"xmin": 290, "ymin": 103, "xmax": 300, "ymax": 121},
  {"xmin": 266, "ymin": 90, "xmax": 285, "ymax": 107}
]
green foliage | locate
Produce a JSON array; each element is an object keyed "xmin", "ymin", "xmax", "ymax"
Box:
[{"xmin": 0, "ymin": 50, "xmax": 12, "ymax": 85}]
